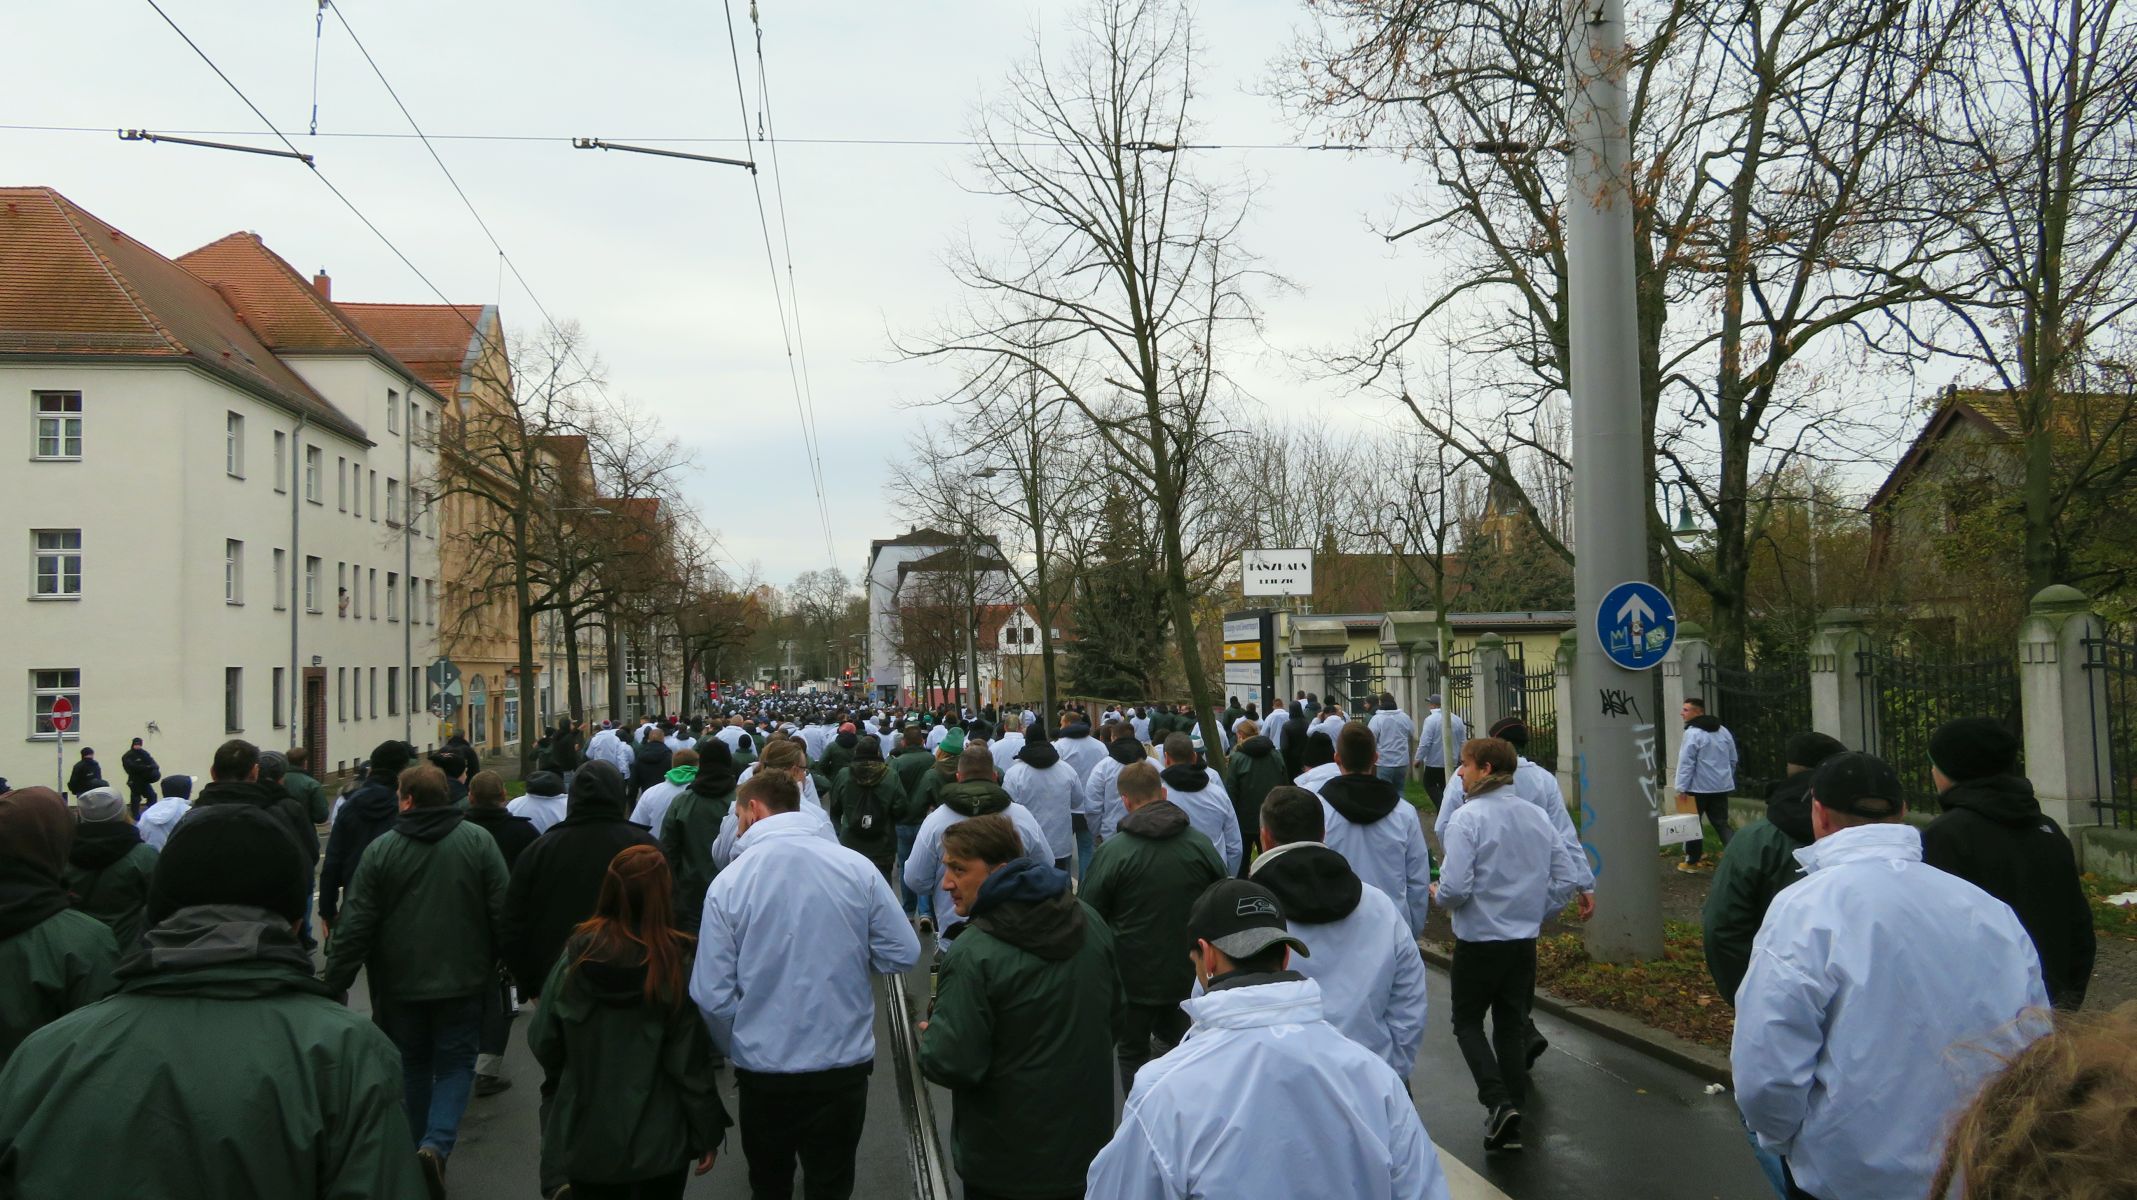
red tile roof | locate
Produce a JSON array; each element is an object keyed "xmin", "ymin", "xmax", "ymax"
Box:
[
  {"xmin": 0, "ymin": 186, "xmax": 367, "ymax": 441},
  {"xmin": 339, "ymin": 302, "xmax": 497, "ymax": 399}
]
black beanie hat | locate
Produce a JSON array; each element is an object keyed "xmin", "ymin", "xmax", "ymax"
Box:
[
  {"xmin": 368, "ymin": 739, "xmax": 417, "ymax": 777},
  {"xmin": 148, "ymin": 805, "xmax": 310, "ymax": 924},
  {"xmin": 1928, "ymin": 718, "xmax": 2020, "ymax": 783},
  {"xmin": 1784, "ymin": 731, "xmax": 1847, "ymax": 770}
]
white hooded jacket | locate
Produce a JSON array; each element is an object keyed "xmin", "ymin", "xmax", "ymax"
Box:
[
  {"xmin": 1731, "ymin": 823, "xmax": 2049, "ymax": 1200},
  {"xmin": 1085, "ymin": 976, "xmax": 1449, "ymax": 1200},
  {"xmin": 1001, "ymin": 757, "xmax": 1086, "ymax": 864}
]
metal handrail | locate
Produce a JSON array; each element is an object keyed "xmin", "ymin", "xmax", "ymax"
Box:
[{"xmin": 883, "ymin": 967, "xmax": 954, "ymax": 1200}]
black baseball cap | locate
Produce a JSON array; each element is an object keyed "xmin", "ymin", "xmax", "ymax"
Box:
[
  {"xmin": 1810, "ymin": 751, "xmax": 1905, "ymax": 819},
  {"xmin": 1188, "ymin": 879, "xmax": 1310, "ymax": 960}
]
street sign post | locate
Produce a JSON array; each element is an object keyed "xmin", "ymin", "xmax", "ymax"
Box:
[
  {"xmin": 48, "ymin": 697, "xmax": 73, "ymax": 790},
  {"xmin": 1595, "ymin": 581, "xmax": 1675, "ymax": 670}
]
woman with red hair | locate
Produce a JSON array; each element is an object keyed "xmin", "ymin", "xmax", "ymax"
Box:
[{"xmin": 527, "ymin": 845, "xmax": 730, "ymax": 1199}]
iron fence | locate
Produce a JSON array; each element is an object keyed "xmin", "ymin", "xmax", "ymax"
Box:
[
  {"xmin": 1339, "ymin": 650, "xmax": 1388, "ymax": 716},
  {"xmin": 1443, "ymin": 649, "xmax": 1474, "ymax": 721},
  {"xmin": 1857, "ymin": 644, "xmax": 2022, "ymax": 813},
  {"xmin": 1700, "ymin": 654, "xmax": 1811, "ymax": 798},
  {"xmin": 1517, "ymin": 661, "xmax": 1559, "ymax": 771},
  {"xmin": 2081, "ymin": 626, "xmax": 2136, "ymax": 828}
]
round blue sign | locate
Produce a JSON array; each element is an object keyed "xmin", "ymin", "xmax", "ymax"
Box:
[{"xmin": 1595, "ymin": 580, "xmax": 1676, "ymax": 670}]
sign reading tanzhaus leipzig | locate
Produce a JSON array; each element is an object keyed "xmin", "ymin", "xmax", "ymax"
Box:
[{"xmin": 1241, "ymin": 548, "xmax": 1313, "ymax": 596}]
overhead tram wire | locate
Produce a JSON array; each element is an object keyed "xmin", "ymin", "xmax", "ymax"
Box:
[
  {"xmin": 5, "ymin": 123, "xmax": 1386, "ymax": 152},
  {"xmin": 721, "ymin": 0, "xmax": 839, "ymax": 571}
]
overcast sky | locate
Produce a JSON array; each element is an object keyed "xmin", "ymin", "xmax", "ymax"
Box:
[{"xmin": 5, "ymin": 0, "xmax": 1454, "ymax": 585}]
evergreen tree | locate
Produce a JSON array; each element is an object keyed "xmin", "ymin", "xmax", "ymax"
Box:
[{"xmin": 1068, "ymin": 485, "xmax": 1171, "ymax": 699}]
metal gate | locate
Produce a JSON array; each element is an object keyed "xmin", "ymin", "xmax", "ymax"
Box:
[
  {"xmin": 1443, "ymin": 649, "xmax": 1474, "ymax": 720},
  {"xmin": 1700, "ymin": 653, "xmax": 1811, "ymax": 798},
  {"xmin": 2082, "ymin": 626, "xmax": 2136, "ymax": 828},
  {"xmin": 1857, "ymin": 644, "xmax": 2021, "ymax": 813},
  {"xmin": 1340, "ymin": 650, "xmax": 1388, "ymax": 715},
  {"xmin": 1518, "ymin": 659, "xmax": 1559, "ymax": 771}
]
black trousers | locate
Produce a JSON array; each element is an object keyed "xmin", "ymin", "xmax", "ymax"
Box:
[
  {"xmin": 736, "ymin": 1065, "xmax": 871, "ymax": 1200},
  {"xmin": 569, "ymin": 1171, "xmax": 688, "ymax": 1200},
  {"xmin": 1682, "ymin": 792, "xmax": 1735, "ymax": 863},
  {"xmin": 1115, "ymin": 1001, "xmax": 1191, "ymax": 1092},
  {"xmin": 126, "ymin": 779, "xmax": 157, "ymax": 816},
  {"xmin": 1424, "ymin": 766, "xmax": 1448, "ymax": 801},
  {"xmin": 1450, "ymin": 937, "xmax": 1537, "ymax": 1110}
]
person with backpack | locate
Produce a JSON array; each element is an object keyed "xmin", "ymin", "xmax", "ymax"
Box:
[
  {"xmin": 528, "ymin": 845, "xmax": 731, "ymax": 1199},
  {"xmin": 119, "ymin": 738, "xmax": 160, "ymax": 818},
  {"xmin": 659, "ymin": 740, "xmax": 740, "ymax": 937},
  {"xmin": 888, "ymin": 726, "xmax": 940, "ymax": 925},
  {"xmin": 827, "ymin": 738, "xmax": 909, "ymax": 883}
]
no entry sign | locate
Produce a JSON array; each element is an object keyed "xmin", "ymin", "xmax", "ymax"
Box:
[{"xmin": 47, "ymin": 696, "xmax": 74, "ymax": 733}]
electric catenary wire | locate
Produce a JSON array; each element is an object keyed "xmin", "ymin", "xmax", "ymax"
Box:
[
  {"xmin": 721, "ymin": 0, "xmax": 839, "ymax": 570},
  {"xmin": 8, "ymin": 123, "xmax": 1384, "ymax": 152}
]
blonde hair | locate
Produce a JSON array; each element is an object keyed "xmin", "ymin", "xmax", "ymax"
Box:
[{"xmin": 1931, "ymin": 1003, "xmax": 2137, "ymax": 1200}]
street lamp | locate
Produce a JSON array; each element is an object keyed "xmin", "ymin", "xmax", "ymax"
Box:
[{"xmin": 1656, "ymin": 479, "xmax": 1702, "ymax": 599}]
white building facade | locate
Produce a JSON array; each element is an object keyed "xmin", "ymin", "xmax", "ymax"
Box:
[{"xmin": 3, "ymin": 187, "xmax": 443, "ymax": 786}]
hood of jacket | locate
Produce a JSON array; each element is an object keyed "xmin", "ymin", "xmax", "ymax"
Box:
[
  {"xmin": 1763, "ymin": 771, "xmax": 1817, "ymax": 845},
  {"xmin": 1059, "ymin": 723, "xmax": 1093, "ymax": 741},
  {"xmin": 1248, "ymin": 842, "xmax": 1362, "ymax": 923},
  {"xmin": 940, "ymin": 780, "xmax": 1014, "ymax": 817},
  {"xmin": 1160, "ymin": 763, "xmax": 1213, "ymax": 794},
  {"xmin": 1117, "ymin": 798, "xmax": 1191, "ymax": 840},
  {"xmin": 1015, "ymin": 739, "xmax": 1061, "ymax": 769},
  {"xmin": 835, "ymin": 731, "xmax": 858, "ymax": 750},
  {"xmin": 851, "ymin": 760, "xmax": 890, "ymax": 789},
  {"xmin": 1795, "ymin": 820, "xmax": 1921, "ymax": 874},
  {"xmin": 68, "ymin": 818, "xmax": 144, "ymax": 870},
  {"xmin": 1181, "ymin": 975, "xmax": 1324, "ymax": 1030},
  {"xmin": 1319, "ymin": 772, "xmax": 1400, "ymax": 824},
  {"xmin": 1235, "ymin": 735, "xmax": 1275, "ymax": 759},
  {"xmin": 968, "ymin": 856, "xmax": 1085, "ymax": 961},
  {"xmin": 690, "ymin": 763, "xmax": 739, "ymax": 800},
  {"xmin": 548, "ymin": 933, "xmax": 684, "ymax": 1016},
  {"xmin": 395, "ymin": 805, "xmax": 466, "ymax": 843},
  {"xmin": 1108, "ymin": 737, "xmax": 1146, "ymax": 765},
  {"xmin": 664, "ymin": 764, "xmax": 699, "ymax": 787},
  {"xmin": 566, "ymin": 761, "xmax": 629, "ymax": 820},
  {"xmin": 196, "ymin": 778, "xmax": 293, "ymax": 812},
  {"xmin": 0, "ymin": 787, "xmax": 72, "ymax": 941},
  {"xmin": 1937, "ymin": 774, "xmax": 2045, "ymax": 827},
  {"xmin": 1687, "ymin": 714, "xmax": 1723, "ymax": 733},
  {"xmin": 115, "ymin": 903, "xmax": 327, "ymax": 996}
]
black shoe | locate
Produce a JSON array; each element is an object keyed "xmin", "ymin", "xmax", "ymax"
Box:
[
  {"xmin": 1527, "ymin": 1034, "xmax": 1549, "ymax": 1069},
  {"xmin": 474, "ymin": 1073, "xmax": 511, "ymax": 1097},
  {"xmin": 1485, "ymin": 1104, "xmax": 1523, "ymax": 1153},
  {"xmin": 416, "ymin": 1146, "xmax": 447, "ymax": 1200}
]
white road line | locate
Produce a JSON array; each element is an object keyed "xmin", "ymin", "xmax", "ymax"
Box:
[{"xmin": 1436, "ymin": 1141, "xmax": 1515, "ymax": 1200}]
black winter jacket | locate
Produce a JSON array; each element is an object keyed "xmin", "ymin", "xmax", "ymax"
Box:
[
  {"xmin": 466, "ymin": 806, "xmax": 541, "ymax": 872},
  {"xmin": 630, "ymin": 741, "xmax": 673, "ymax": 794},
  {"xmin": 1922, "ymin": 775, "xmax": 2097, "ymax": 1008},
  {"xmin": 320, "ymin": 773, "xmax": 400, "ymax": 923},
  {"xmin": 503, "ymin": 762, "xmax": 659, "ymax": 997}
]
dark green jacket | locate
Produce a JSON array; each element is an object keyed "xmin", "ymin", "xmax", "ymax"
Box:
[
  {"xmin": 920, "ymin": 860, "xmax": 1121, "ymax": 1197},
  {"xmin": 527, "ymin": 936, "xmax": 731, "ymax": 1184},
  {"xmin": 1225, "ymin": 736, "xmax": 1288, "ymax": 840},
  {"xmin": 284, "ymin": 770, "xmax": 331, "ymax": 826},
  {"xmin": 659, "ymin": 766, "xmax": 738, "ymax": 936},
  {"xmin": 0, "ymin": 908, "xmax": 119, "ymax": 1070},
  {"xmin": 323, "ymin": 808, "xmax": 508, "ymax": 1002},
  {"xmin": 816, "ymin": 737, "xmax": 856, "ymax": 780},
  {"xmin": 828, "ymin": 762, "xmax": 909, "ymax": 865},
  {"xmin": 0, "ymin": 906, "xmax": 422, "ymax": 1199},
  {"xmin": 1701, "ymin": 773, "xmax": 1815, "ymax": 1002},
  {"xmin": 63, "ymin": 824, "xmax": 159, "ymax": 950},
  {"xmin": 1079, "ymin": 800, "xmax": 1226, "ymax": 1006},
  {"xmin": 889, "ymin": 746, "xmax": 938, "ymax": 815},
  {"xmin": 909, "ymin": 756, "xmax": 960, "ymax": 816}
]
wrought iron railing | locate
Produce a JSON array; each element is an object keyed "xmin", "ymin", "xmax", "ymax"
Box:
[
  {"xmin": 1700, "ymin": 653, "xmax": 1811, "ymax": 798},
  {"xmin": 2081, "ymin": 627, "xmax": 2135, "ymax": 829},
  {"xmin": 1857, "ymin": 644, "xmax": 2022, "ymax": 813}
]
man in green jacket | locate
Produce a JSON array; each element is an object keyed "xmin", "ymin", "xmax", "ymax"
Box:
[
  {"xmin": 1225, "ymin": 720, "xmax": 1288, "ymax": 870},
  {"xmin": 62, "ymin": 786, "xmax": 158, "ymax": 950},
  {"xmin": 1700, "ymin": 731, "xmax": 1844, "ymax": 1002},
  {"xmin": 283, "ymin": 745, "xmax": 331, "ymax": 825},
  {"xmin": 920, "ymin": 814, "xmax": 1122, "ymax": 1200},
  {"xmin": 324, "ymin": 763, "xmax": 509, "ymax": 1196},
  {"xmin": 0, "ymin": 803, "xmax": 423, "ymax": 1198},
  {"xmin": 0, "ymin": 787, "xmax": 119, "ymax": 1071},
  {"xmin": 1080, "ymin": 760, "xmax": 1226, "ymax": 1089}
]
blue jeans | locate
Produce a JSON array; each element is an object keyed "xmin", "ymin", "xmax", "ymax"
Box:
[
  {"xmin": 895, "ymin": 824, "xmax": 931, "ymax": 917},
  {"xmin": 1074, "ymin": 814, "xmax": 1095, "ymax": 883},
  {"xmin": 1376, "ymin": 765, "xmax": 1409, "ymax": 795},
  {"xmin": 1745, "ymin": 1117, "xmax": 1789, "ymax": 1198},
  {"xmin": 375, "ymin": 993, "xmax": 483, "ymax": 1157}
]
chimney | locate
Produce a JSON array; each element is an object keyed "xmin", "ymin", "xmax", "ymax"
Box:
[{"xmin": 312, "ymin": 270, "xmax": 331, "ymax": 301}]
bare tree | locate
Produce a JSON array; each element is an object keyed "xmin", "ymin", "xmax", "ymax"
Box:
[{"xmin": 905, "ymin": 0, "xmax": 1263, "ymax": 752}]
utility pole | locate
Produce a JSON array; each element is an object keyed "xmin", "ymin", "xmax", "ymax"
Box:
[{"xmin": 1567, "ymin": 0, "xmax": 1665, "ymax": 961}]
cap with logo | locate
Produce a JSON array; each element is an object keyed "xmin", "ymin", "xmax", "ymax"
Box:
[
  {"xmin": 1188, "ymin": 878, "xmax": 1310, "ymax": 961},
  {"xmin": 1810, "ymin": 751, "xmax": 1905, "ymax": 819}
]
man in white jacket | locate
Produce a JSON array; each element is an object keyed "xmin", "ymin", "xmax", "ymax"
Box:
[
  {"xmin": 690, "ymin": 769, "xmax": 921, "ymax": 1199},
  {"xmin": 1415, "ymin": 694, "xmax": 1467, "ymax": 802},
  {"xmin": 1000, "ymin": 729, "xmax": 1086, "ymax": 873},
  {"xmin": 505, "ymin": 770, "xmax": 569, "ymax": 836},
  {"xmin": 1730, "ymin": 751, "xmax": 2050, "ymax": 1200},
  {"xmin": 1248, "ymin": 786, "xmax": 1428, "ymax": 1081},
  {"xmin": 1320, "ymin": 725, "xmax": 1435, "ymax": 936},
  {"xmin": 1157, "ymin": 734, "xmax": 1241, "ymax": 874},
  {"xmin": 1084, "ymin": 878, "xmax": 1450, "ymax": 1200}
]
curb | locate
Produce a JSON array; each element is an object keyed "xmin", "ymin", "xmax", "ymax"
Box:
[{"xmin": 1420, "ymin": 943, "xmax": 1735, "ymax": 1089}]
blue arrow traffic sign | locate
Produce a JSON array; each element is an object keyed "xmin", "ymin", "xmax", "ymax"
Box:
[{"xmin": 1596, "ymin": 580, "xmax": 1676, "ymax": 670}]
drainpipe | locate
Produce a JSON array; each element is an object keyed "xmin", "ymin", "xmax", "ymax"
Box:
[
  {"xmin": 289, "ymin": 413, "xmax": 309, "ymax": 756},
  {"xmin": 403, "ymin": 377, "xmax": 416, "ymax": 744}
]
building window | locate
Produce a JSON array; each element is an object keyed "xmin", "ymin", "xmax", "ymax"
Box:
[
  {"xmin": 273, "ymin": 430, "xmax": 287, "ymax": 492},
  {"xmin": 387, "ymin": 571, "xmax": 400, "ymax": 621},
  {"xmin": 352, "ymin": 466, "xmax": 363, "ymax": 518},
  {"xmin": 32, "ymin": 392, "xmax": 83, "ymax": 460},
  {"xmin": 408, "ymin": 400, "xmax": 419, "ymax": 442},
  {"xmin": 386, "ymin": 478, "xmax": 401, "ymax": 527},
  {"xmin": 31, "ymin": 530, "xmax": 82, "ymax": 599},
  {"xmin": 369, "ymin": 667, "xmax": 379, "ymax": 719},
  {"xmin": 337, "ymin": 563, "xmax": 348, "ymax": 617},
  {"xmin": 338, "ymin": 457, "xmax": 348, "ymax": 511},
  {"xmin": 273, "ymin": 548, "xmax": 286, "ymax": 611},
  {"xmin": 369, "ymin": 471, "xmax": 379, "ymax": 522},
  {"xmin": 369, "ymin": 568, "xmax": 379, "ymax": 620},
  {"xmin": 624, "ymin": 645, "xmax": 649, "ymax": 685},
  {"xmin": 388, "ymin": 389, "xmax": 400, "ymax": 434},
  {"xmin": 305, "ymin": 446, "xmax": 323, "ymax": 503},
  {"xmin": 504, "ymin": 692, "xmax": 519, "ymax": 742},
  {"xmin": 305, "ymin": 556, "xmax": 322, "ymax": 612},
  {"xmin": 224, "ymin": 667, "xmax": 243, "ymax": 733},
  {"xmin": 30, "ymin": 668, "xmax": 81, "ymax": 738},
  {"xmin": 224, "ymin": 539, "xmax": 243, "ymax": 604},
  {"xmin": 273, "ymin": 666, "xmax": 286, "ymax": 727},
  {"xmin": 336, "ymin": 667, "xmax": 346, "ymax": 722},
  {"xmin": 225, "ymin": 412, "xmax": 245, "ymax": 477},
  {"xmin": 387, "ymin": 666, "xmax": 399, "ymax": 717},
  {"xmin": 424, "ymin": 578, "xmax": 436, "ymax": 626}
]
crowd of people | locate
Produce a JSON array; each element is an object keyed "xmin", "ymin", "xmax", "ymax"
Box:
[{"xmin": 0, "ymin": 686, "xmax": 2120, "ymax": 1200}]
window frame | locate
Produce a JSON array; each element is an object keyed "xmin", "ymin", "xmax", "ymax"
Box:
[
  {"xmin": 29, "ymin": 668, "xmax": 82, "ymax": 740},
  {"xmin": 32, "ymin": 392, "xmax": 84, "ymax": 461},
  {"xmin": 224, "ymin": 539, "xmax": 243, "ymax": 605},
  {"xmin": 224, "ymin": 666, "xmax": 243, "ymax": 733},
  {"xmin": 387, "ymin": 388, "xmax": 400, "ymax": 434},
  {"xmin": 30, "ymin": 529, "xmax": 82, "ymax": 600},
  {"xmin": 273, "ymin": 665, "xmax": 286, "ymax": 728},
  {"xmin": 225, "ymin": 411, "xmax": 245, "ymax": 478},
  {"xmin": 272, "ymin": 430, "xmax": 287, "ymax": 493},
  {"xmin": 304, "ymin": 446, "xmax": 323, "ymax": 504},
  {"xmin": 272, "ymin": 548, "xmax": 287, "ymax": 611},
  {"xmin": 304, "ymin": 556, "xmax": 322, "ymax": 613},
  {"xmin": 387, "ymin": 570, "xmax": 400, "ymax": 622}
]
